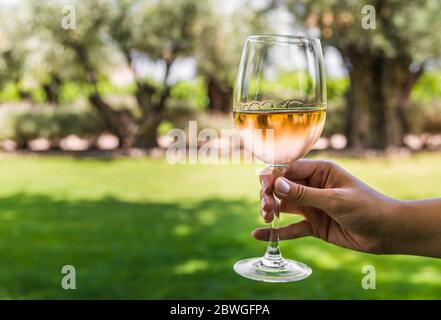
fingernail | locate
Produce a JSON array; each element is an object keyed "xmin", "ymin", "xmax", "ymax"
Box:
[{"xmin": 275, "ymin": 177, "xmax": 290, "ymax": 194}]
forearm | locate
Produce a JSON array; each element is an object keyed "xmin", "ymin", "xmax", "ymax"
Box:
[{"xmin": 383, "ymin": 198, "xmax": 441, "ymax": 258}]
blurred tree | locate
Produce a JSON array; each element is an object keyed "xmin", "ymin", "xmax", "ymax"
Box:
[
  {"xmin": 109, "ymin": 0, "xmax": 205, "ymax": 147},
  {"xmin": 0, "ymin": 6, "xmax": 34, "ymax": 103},
  {"xmin": 26, "ymin": 38, "xmax": 74, "ymax": 105},
  {"xmin": 287, "ymin": 0, "xmax": 441, "ymax": 149},
  {"xmin": 29, "ymin": 0, "xmax": 204, "ymax": 148},
  {"xmin": 195, "ymin": 1, "xmax": 273, "ymax": 113},
  {"xmin": 29, "ymin": 0, "xmax": 133, "ymax": 145},
  {"xmin": 26, "ymin": 23, "xmax": 83, "ymax": 105}
]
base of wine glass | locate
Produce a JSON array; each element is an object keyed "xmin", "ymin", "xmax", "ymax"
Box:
[{"xmin": 233, "ymin": 257, "xmax": 312, "ymax": 283}]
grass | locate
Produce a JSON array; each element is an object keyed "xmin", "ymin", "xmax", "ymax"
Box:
[{"xmin": 0, "ymin": 153, "xmax": 440, "ymax": 299}]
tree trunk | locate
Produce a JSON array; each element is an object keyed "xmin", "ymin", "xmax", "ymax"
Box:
[
  {"xmin": 133, "ymin": 74, "xmax": 171, "ymax": 148},
  {"xmin": 43, "ymin": 74, "xmax": 62, "ymax": 105},
  {"xmin": 18, "ymin": 89, "xmax": 33, "ymax": 104},
  {"xmin": 207, "ymin": 79, "xmax": 232, "ymax": 113},
  {"xmin": 134, "ymin": 85, "xmax": 166, "ymax": 148},
  {"xmin": 345, "ymin": 54, "xmax": 386, "ymax": 149},
  {"xmin": 135, "ymin": 113, "xmax": 163, "ymax": 148},
  {"xmin": 344, "ymin": 50, "xmax": 420, "ymax": 149},
  {"xmin": 89, "ymin": 94, "xmax": 138, "ymax": 148}
]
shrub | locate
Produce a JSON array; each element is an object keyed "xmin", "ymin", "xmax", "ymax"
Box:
[
  {"xmin": 170, "ymin": 77, "xmax": 209, "ymax": 110},
  {"xmin": 322, "ymin": 99, "xmax": 346, "ymax": 136},
  {"xmin": 327, "ymin": 77, "xmax": 349, "ymax": 102},
  {"xmin": 412, "ymin": 72, "xmax": 441, "ymax": 104},
  {"xmin": 405, "ymin": 100, "xmax": 441, "ymax": 134},
  {"xmin": 0, "ymin": 103, "xmax": 104, "ymax": 147}
]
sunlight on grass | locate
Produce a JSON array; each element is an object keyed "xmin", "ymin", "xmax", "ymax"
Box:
[
  {"xmin": 296, "ymin": 246, "xmax": 344, "ymax": 270},
  {"xmin": 0, "ymin": 210, "xmax": 17, "ymax": 221},
  {"xmin": 410, "ymin": 266, "xmax": 441, "ymax": 285},
  {"xmin": 174, "ymin": 259, "xmax": 209, "ymax": 275},
  {"xmin": 197, "ymin": 211, "xmax": 217, "ymax": 226},
  {"xmin": 173, "ymin": 224, "xmax": 192, "ymax": 237},
  {"xmin": 0, "ymin": 153, "xmax": 440, "ymax": 298}
]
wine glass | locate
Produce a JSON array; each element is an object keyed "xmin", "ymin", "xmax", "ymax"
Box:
[{"xmin": 232, "ymin": 35, "xmax": 326, "ymax": 282}]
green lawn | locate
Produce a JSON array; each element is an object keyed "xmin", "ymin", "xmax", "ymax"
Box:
[{"xmin": 0, "ymin": 153, "xmax": 440, "ymax": 299}]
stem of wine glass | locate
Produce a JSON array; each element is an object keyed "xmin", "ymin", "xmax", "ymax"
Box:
[{"xmin": 261, "ymin": 164, "xmax": 287, "ymax": 268}]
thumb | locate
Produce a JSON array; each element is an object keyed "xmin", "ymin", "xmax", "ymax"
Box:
[{"xmin": 274, "ymin": 177, "xmax": 334, "ymax": 211}]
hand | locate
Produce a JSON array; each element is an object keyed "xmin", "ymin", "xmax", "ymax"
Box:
[{"xmin": 255, "ymin": 160, "xmax": 402, "ymax": 254}]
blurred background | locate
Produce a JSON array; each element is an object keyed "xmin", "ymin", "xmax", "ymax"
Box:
[{"xmin": 0, "ymin": 0, "xmax": 441, "ymax": 299}]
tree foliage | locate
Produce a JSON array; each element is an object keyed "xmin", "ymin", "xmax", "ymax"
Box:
[
  {"xmin": 195, "ymin": 1, "xmax": 272, "ymax": 112},
  {"xmin": 25, "ymin": 0, "xmax": 206, "ymax": 148},
  {"xmin": 287, "ymin": 0, "xmax": 441, "ymax": 149}
]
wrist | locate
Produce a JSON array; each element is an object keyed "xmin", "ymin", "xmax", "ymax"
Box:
[
  {"xmin": 378, "ymin": 198, "xmax": 406, "ymax": 254},
  {"xmin": 381, "ymin": 198, "xmax": 440, "ymax": 257}
]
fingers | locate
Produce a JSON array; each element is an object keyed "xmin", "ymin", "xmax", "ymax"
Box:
[
  {"xmin": 274, "ymin": 177, "xmax": 336, "ymax": 211},
  {"xmin": 280, "ymin": 200, "xmax": 311, "ymax": 216},
  {"xmin": 260, "ymin": 193, "xmax": 276, "ymax": 223},
  {"xmin": 252, "ymin": 220, "xmax": 313, "ymax": 241},
  {"xmin": 285, "ymin": 160, "xmax": 352, "ymax": 189},
  {"xmin": 260, "ymin": 160, "xmax": 339, "ymax": 193},
  {"xmin": 259, "ymin": 162, "xmax": 340, "ymax": 222},
  {"xmin": 260, "ymin": 177, "xmax": 309, "ymax": 223},
  {"xmin": 259, "ymin": 167, "xmax": 275, "ymax": 194},
  {"xmin": 261, "ymin": 197, "xmax": 310, "ymax": 223},
  {"xmin": 285, "ymin": 160, "xmax": 334, "ymax": 181},
  {"xmin": 259, "ymin": 167, "xmax": 307, "ymax": 194}
]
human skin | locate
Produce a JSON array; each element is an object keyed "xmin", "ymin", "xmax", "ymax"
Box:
[{"xmin": 255, "ymin": 160, "xmax": 441, "ymax": 258}]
